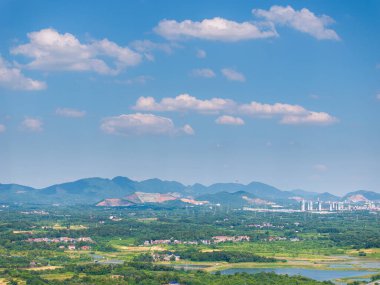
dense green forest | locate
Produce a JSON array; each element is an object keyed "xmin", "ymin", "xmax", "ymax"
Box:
[{"xmin": 162, "ymin": 249, "xmax": 282, "ymax": 263}]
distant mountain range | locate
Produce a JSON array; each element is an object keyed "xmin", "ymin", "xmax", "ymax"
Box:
[{"xmin": 0, "ymin": 176, "xmax": 378, "ymax": 206}]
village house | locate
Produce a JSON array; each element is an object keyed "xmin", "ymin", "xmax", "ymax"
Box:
[
  {"xmin": 149, "ymin": 239, "xmax": 171, "ymax": 245},
  {"xmin": 26, "ymin": 236, "xmax": 94, "ymax": 244},
  {"xmin": 267, "ymin": 236, "xmax": 287, "ymax": 242},
  {"xmin": 152, "ymin": 253, "xmax": 180, "ymax": 262},
  {"xmin": 212, "ymin": 235, "xmax": 250, "ymax": 243}
]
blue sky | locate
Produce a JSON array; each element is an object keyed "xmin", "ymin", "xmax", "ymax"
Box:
[{"xmin": 0, "ymin": 0, "xmax": 379, "ymax": 194}]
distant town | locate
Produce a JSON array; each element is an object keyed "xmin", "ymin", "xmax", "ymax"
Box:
[
  {"xmin": 299, "ymin": 200, "xmax": 379, "ymax": 212},
  {"xmin": 244, "ymin": 199, "xmax": 380, "ymax": 213}
]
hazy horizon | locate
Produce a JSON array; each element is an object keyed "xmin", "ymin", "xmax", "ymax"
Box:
[{"xmin": 1, "ymin": 174, "xmax": 378, "ymax": 196}]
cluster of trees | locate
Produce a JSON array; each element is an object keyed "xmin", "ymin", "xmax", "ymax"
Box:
[
  {"xmin": 330, "ymin": 229, "xmax": 380, "ymax": 249},
  {"xmin": 170, "ymin": 249, "xmax": 282, "ymax": 263},
  {"xmin": 0, "ymin": 255, "xmax": 32, "ymax": 268}
]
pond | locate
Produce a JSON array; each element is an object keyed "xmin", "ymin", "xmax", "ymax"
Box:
[{"xmin": 219, "ymin": 268, "xmax": 376, "ymax": 282}]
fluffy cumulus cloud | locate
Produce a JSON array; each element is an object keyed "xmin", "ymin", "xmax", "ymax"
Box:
[
  {"xmin": 191, "ymin": 68, "xmax": 216, "ymax": 78},
  {"xmin": 21, "ymin": 117, "xmax": 43, "ymax": 132},
  {"xmin": 215, "ymin": 115, "xmax": 245, "ymax": 125},
  {"xmin": 253, "ymin": 5, "xmax": 340, "ymax": 40},
  {"xmin": 154, "ymin": 17, "xmax": 277, "ymax": 41},
  {"xmin": 0, "ymin": 124, "xmax": 6, "ymax": 133},
  {"xmin": 238, "ymin": 102, "xmax": 337, "ymax": 125},
  {"xmin": 133, "ymin": 94, "xmax": 337, "ymax": 126},
  {"xmin": 0, "ymin": 57, "xmax": 46, "ymax": 90},
  {"xmin": 221, "ymin": 68, "xmax": 246, "ymax": 82},
  {"xmin": 239, "ymin": 102, "xmax": 306, "ymax": 116},
  {"xmin": 133, "ymin": 94, "xmax": 236, "ymax": 113},
  {"xmin": 280, "ymin": 112, "xmax": 338, "ymax": 125},
  {"xmin": 100, "ymin": 113, "xmax": 194, "ymax": 136},
  {"xmin": 56, "ymin": 108, "xmax": 86, "ymax": 118},
  {"xmin": 11, "ymin": 28, "xmax": 141, "ymax": 75}
]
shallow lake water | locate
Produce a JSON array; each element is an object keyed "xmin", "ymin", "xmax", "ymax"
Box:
[{"xmin": 219, "ymin": 267, "xmax": 377, "ymax": 282}]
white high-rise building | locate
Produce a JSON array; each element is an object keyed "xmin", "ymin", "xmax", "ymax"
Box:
[
  {"xmin": 318, "ymin": 201, "xmax": 322, "ymax": 211},
  {"xmin": 308, "ymin": 201, "xmax": 313, "ymax": 211},
  {"xmin": 300, "ymin": 200, "xmax": 306, "ymax": 212}
]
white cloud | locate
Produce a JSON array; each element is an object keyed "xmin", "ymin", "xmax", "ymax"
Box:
[
  {"xmin": 191, "ymin": 68, "xmax": 216, "ymax": 78},
  {"xmin": 253, "ymin": 5, "xmax": 340, "ymax": 40},
  {"xmin": 11, "ymin": 28, "xmax": 141, "ymax": 75},
  {"xmin": 280, "ymin": 112, "xmax": 338, "ymax": 125},
  {"xmin": 56, "ymin": 108, "xmax": 86, "ymax": 118},
  {"xmin": 21, "ymin": 117, "xmax": 43, "ymax": 132},
  {"xmin": 0, "ymin": 124, "xmax": 6, "ymax": 133},
  {"xmin": 100, "ymin": 113, "xmax": 194, "ymax": 136},
  {"xmin": 221, "ymin": 68, "xmax": 246, "ymax": 82},
  {"xmin": 154, "ymin": 17, "xmax": 278, "ymax": 41},
  {"xmin": 0, "ymin": 57, "xmax": 46, "ymax": 90},
  {"xmin": 133, "ymin": 94, "xmax": 337, "ymax": 126},
  {"xmin": 239, "ymin": 102, "xmax": 306, "ymax": 116},
  {"xmin": 215, "ymin": 115, "xmax": 244, "ymax": 125},
  {"xmin": 196, "ymin": 49, "xmax": 207, "ymax": 58},
  {"xmin": 376, "ymin": 94, "xmax": 380, "ymax": 100},
  {"xmin": 133, "ymin": 94, "xmax": 236, "ymax": 113},
  {"xmin": 314, "ymin": 164, "xmax": 328, "ymax": 172}
]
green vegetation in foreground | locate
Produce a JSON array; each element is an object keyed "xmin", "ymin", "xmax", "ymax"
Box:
[
  {"xmin": 0, "ymin": 205, "xmax": 378, "ymax": 284},
  {"xmin": 2, "ymin": 264, "xmax": 336, "ymax": 285}
]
